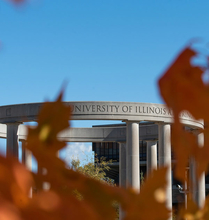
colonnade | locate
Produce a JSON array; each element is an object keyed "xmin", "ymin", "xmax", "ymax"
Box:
[
  {"xmin": 119, "ymin": 121, "xmax": 205, "ymax": 220},
  {"xmin": 4, "ymin": 121, "xmax": 206, "ymax": 220},
  {"xmin": 118, "ymin": 122, "xmax": 172, "ymax": 219},
  {"xmin": 119, "ymin": 123, "xmax": 172, "ymax": 198}
]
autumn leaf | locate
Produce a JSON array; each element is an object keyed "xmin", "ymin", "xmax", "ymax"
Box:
[
  {"xmin": 122, "ymin": 167, "xmax": 170, "ymax": 220},
  {"xmin": 0, "ymin": 199, "xmax": 22, "ymax": 220},
  {"xmin": 159, "ymin": 47, "xmax": 205, "ymax": 121},
  {"xmin": 178, "ymin": 197, "xmax": 209, "ymax": 220},
  {"xmin": 158, "ymin": 46, "xmax": 209, "ymax": 180},
  {"xmin": 0, "ymin": 156, "xmax": 33, "ymax": 206},
  {"xmin": 26, "ymin": 91, "xmax": 70, "ymax": 159}
]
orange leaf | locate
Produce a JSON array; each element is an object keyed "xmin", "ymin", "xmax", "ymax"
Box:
[
  {"xmin": 158, "ymin": 46, "xmax": 209, "ymax": 180},
  {"xmin": 123, "ymin": 167, "xmax": 170, "ymax": 220}
]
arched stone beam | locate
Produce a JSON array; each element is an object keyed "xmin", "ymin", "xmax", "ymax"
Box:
[{"xmin": 0, "ymin": 102, "xmax": 203, "ymax": 129}]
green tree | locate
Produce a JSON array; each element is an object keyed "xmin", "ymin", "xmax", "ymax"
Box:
[{"xmin": 70, "ymin": 156, "xmax": 115, "ymax": 186}]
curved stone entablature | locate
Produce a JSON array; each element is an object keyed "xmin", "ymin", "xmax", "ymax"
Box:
[{"xmin": 0, "ymin": 101, "xmax": 203, "ymax": 129}]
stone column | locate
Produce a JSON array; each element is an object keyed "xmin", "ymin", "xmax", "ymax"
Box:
[
  {"xmin": 190, "ymin": 131, "xmax": 205, "ymax": 208},
  {"xmin": 6, "ymin": 123, "xmax": 20, "ymax": 158},
  {"xmin": 119, "ymin": 142, "xmax": 126, "ymax": 188},
  {"xmin": 126, "ymin": 122, "xmax": 140, "ymax": 192},
  {"xmin": 158, "ymin": 123, "xmax": 172, "ymax": 219},
  {"xmin": 146, "ymin": 140, "xmax": 157, "ymax": 176}
]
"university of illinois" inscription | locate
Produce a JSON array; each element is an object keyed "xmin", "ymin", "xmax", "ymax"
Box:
[{"xmin": 69, "ymin": 104, "xmax": 193, "ymax": 119}]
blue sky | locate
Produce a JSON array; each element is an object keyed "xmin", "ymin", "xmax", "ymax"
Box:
[{"xmin": 1, "ymin": 0, "xmax": 209, "ymax": 162}]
